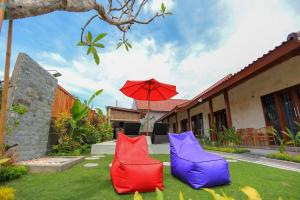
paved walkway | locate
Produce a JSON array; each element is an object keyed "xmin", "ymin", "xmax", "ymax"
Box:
[
  {"xmin": 91, "ymin": 142, "xmax": 300, "ymax": 172},
  {"xmin": 212, "ymin": 151, "xmax": 300, "ymax": 173}
]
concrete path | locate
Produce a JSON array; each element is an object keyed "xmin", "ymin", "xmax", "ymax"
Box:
[
  {"xmin": 91, "ymin": 141, "xmax": 170, "ymax": 155},
  {"xmin": 212, "ymin": 151, "xmax": 300, "ymax": 173},
  {"xmin": 91, "ymin": 142, "xmax": 300, "ymax": 172}
]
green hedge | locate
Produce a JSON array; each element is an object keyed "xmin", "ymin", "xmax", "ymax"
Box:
[
  {"xmin": 0, "ymin": 165, "xmax": 28, "ymax": 182},
  {"xmin": 203, "ymin": 145, "xmax": 250, "ymax": 153},
  {"xmin": 266, "ymin": 152, "xmax": 300, "ymax": 163}
]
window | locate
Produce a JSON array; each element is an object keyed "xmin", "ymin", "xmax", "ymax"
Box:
[
  {"xmin": 191, "ymin": 113, "xmax": 204, "ymax": 137},
  {"xmin": 173, "ymin": 123, "xmax": 176, "ymax": 133},
  {"xmin": 180, "ymin": 119, "xmax": 188, "ymax": 132},
  {"xmin": 209, "ymin": 109, "xmax": 227, "ymax": 132}
]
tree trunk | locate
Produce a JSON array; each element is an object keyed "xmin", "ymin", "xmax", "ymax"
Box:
[{"xmin": 7, "ymin": 0, "xmax": 97, "ymax": 19}]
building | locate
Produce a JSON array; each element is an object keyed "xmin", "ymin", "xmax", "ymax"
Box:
[
  {"xmin": 133, "ymin": 99, "xmax": 188, "ymax": 133},
  {"xmin": 107, "ymin": 106, "xmax": 141, "ymax": 138},
  {"xmin": 158, "ymin": 31, "xmax": 300, "ymax": 146}
]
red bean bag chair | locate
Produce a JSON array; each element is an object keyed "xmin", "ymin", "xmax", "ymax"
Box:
[{"xmin": 110, "ymin": 132, "xmax": 164, "ymax": 194}]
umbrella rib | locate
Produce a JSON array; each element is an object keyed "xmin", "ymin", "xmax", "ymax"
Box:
[
  {"xmin": 155, "ymin": 87, "xmax": 168, "ymax": 100},
  {"xmin": 121, "ymin": 81, "xmax": 145, "ymax": 90},
  {"xmin": 127, "ymin": 85, "xmax": 144, "ymax": 97}
]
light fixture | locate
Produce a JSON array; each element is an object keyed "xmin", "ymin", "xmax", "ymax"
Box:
[
  {"xmin": 47, "ymin": 70, "xmax": 62, "ymax": 78},
  {"xmin": 198, "ymin": 98, "xmax": 203, "ymax": 103}
]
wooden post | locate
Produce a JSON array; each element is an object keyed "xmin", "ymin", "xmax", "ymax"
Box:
[
  {"xmin": 187, "ymin": 109, "xmax": 192, "ymax": 131},
  {"xmin": 0, "ymin": 0, "xmax": 8, "ymax": 34},
  {"xmin": 0, "ymin": 20, "xmax": 13, "ymax": 156},
  {"xmin": 175, "ymin": 112, "xmax": 178, "ymax": 133},
  {"xmin": 224, "ymin": 90, "xmax": 233, "ymax": 128},
  {"xmin": 209, "ymin": 99, "xmax": 216, "ymax": 141}
]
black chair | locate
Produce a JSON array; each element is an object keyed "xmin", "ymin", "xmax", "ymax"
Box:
[
  {"xmin": 151, "ymin": 123, "xmax": 170, "ymax": 144},
  {"xmin": 123, "ymin": 122, "xmax": 141, "ymax": 137}
]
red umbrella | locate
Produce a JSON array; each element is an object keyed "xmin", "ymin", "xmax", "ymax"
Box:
[{"xmin": 120, "ymin": 78, "xmax": 178, "ymax": 135}]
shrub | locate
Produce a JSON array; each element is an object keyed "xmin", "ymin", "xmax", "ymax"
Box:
[
  {"xmin": 52, "ymin": 135, "xmax": 80, "ymax": 154},
  {"xmin": 98, "ymin": 122, "xmax": 113, "ymax": 142},
  {"xmin": 0, "ymin": 187, "xmax": 15, "ymax": 200},
  {"xmin": 0, "ymin": 165, "xmax": 28, "ymax": 182},
  {"xmin": 204, "ymin": 145, "xmax": 250, "ymax": 154},
  {"xmin": 266, "ymin": 152, "xmax": 300, "ymax": 163},
  {"xmin": 52, "ymin": 112, "xmax": 72, "ymax": 137}
]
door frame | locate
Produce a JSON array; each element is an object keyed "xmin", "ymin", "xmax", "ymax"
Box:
[{"xmin": 261, "ymin": 83, "xmax": 300, "ymax": 137}]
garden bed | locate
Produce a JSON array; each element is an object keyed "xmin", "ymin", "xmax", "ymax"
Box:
[
  {"xmin": 266, "ymin": 152, "xmax": 300, "ymax": 163},
  {"xmin": 18, "ymin": 156, "xmax": 84, "ymax": 173},
  {"xmin": 203, "ymin": 145, "xmax": 250, "ymax": 153}
]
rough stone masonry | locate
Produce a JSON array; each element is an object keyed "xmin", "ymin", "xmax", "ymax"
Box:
[{"xmin": 5, "ymin": 53, "xmax": 57, "ymax": 161}]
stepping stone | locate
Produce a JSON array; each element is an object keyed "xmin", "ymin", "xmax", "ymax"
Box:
[
  {"xmin": 227, "ymin": 159, "xmax": 238, "ymax": 162},
  {"xmin": 84, "ymin": 163, "xmax": 98, "ymax": 168},
  {"xmin": 109, "ymin": 163, "xmax": 112, "ymax": 168},
  {"xmin": 92, "ymin": 155, "xmax": 105, "ymax": 158},
  {"xmin": 85, "ymin": 157, "xmax": 100, "ymax": 160}
]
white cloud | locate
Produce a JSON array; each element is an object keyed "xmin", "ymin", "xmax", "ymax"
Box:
[
  {"xmin": 178, "ymin": 0, "xmax": 300, "ymax": 94},
  {"xmin": 37, "ymin": 0, "xmax": 300, "ymax": 110},
  {"xmin": 144, "ymin": 0, "xmax": 176, "ymax": 14},
  {"xmin": 37, "ymin": 52, "xmax": 67, "ymax": 64}
]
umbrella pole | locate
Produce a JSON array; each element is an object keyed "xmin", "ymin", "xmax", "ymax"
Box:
[{"xmin": 147, "ymin": 99, "xmax": 150, "ymax": 136}]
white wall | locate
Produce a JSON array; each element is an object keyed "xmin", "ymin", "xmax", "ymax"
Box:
[{"xmin": 229, "ymin": 55, "xmax": 300, "ymax": 129}]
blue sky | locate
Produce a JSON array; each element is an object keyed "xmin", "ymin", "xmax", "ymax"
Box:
[{"xmin": 0, "ymin": 0, "xmax": 300, "ymax": 111}]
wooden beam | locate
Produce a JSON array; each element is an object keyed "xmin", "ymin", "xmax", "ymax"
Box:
[
  {"xmin": 0, "ymin": 20, "xmax": 13, "ymax": 156},
  {"xmin": 209, "ymin": 99, "xmax": 216, "ymax": 141},
  {"xmin": 187, "ymin": 109, "xmax": 192, "ymax": 130},
  {"xmin": 223, "ymin": 90, "xmax": 233, "ymax": 127}
]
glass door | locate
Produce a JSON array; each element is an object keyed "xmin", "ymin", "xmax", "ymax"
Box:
[
  {"xmin": 261, "ymin": 95, "xmax": 281, "ymax": 139},
  {"xmin": 191, "ymin": 113, "xmax": 204, "ymax": 138},
  {"xmin": 280, "ymin": 91, "xmax": 297, "ymax": 134}
]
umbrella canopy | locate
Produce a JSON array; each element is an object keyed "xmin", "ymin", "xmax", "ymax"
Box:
[
  {"xmin": 120, "ymin": 78, "xmax": 178, "ymax": 101},
  {"xmin": 120, "ymin": 78, "xmax": 178, "ymax": 135}
]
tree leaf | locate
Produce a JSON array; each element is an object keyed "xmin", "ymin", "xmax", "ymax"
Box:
[
  {"xmin": 165, "ymin": 12, "xmax": 173, "ymax": 15},
  {"xmin": 87, "ymin": 89, "xmax": 103, "ymax": 106},
  {"xmin": 94, "ymin": 43, "xmax": 105, "ymax": 48},
  {"xmin": 241, "ymin": 186, "xmax": 262, "ymax": 200},
  {"xmin": 125, "ymin": 43, "xmax": 129, "ymax": 51},
  {"xmin": 94, "ymin": 33, "xmax": 107, "ymax": 43},
  {"xmin": 134, "ymin": 191, "xmax": 143, "ymax": 200},
  {"xmin": 91, "ymin": 47, "xmax": 100, "ymax": 65},
  {"xmin": 179, "ymin": 192, "xmax": 184, "ymax": 200},
  {"xmin": 116, "ymin": 42, "xmax": 123, "ymax": 49},
  {"xmin": 87, "ymin": 31, "xmax": 92, "ymax": 42},
  {"xmin": 87, "ymin": 47, "xmax": 92, "ymax": 55},
  {"xmin": 77, "ymin": 41, "xmax": 86, "ymax": 46},
  {"xmin": 156, "ymin": 188, "xmax": 164, "ymax": 200},
  {"xmin": 126, "ymin": 42, "xmax": 132, "ymax": 48},
  {"xmin": 161, "ymin": 3, "xmax": 166, "ymax": 13}
]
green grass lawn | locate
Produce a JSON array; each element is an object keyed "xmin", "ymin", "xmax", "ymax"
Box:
[{"xmin": 1, "ymin": 155, "xmax": 300, "ymax": 200}]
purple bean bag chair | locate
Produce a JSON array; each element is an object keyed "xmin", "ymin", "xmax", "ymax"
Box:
[{"xmin": 168, "ymin": 131, "xmax": 231, "ymax": 189}]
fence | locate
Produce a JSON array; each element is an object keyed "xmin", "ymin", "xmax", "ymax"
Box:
[{"xmin": 51, "ymin": 85, "xmax": 97, "ymax": 119}]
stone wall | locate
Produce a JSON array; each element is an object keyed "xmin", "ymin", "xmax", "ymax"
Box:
[{"xmin": 5, "ymin": 53, "xmax": 57, "ymax": 161}]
